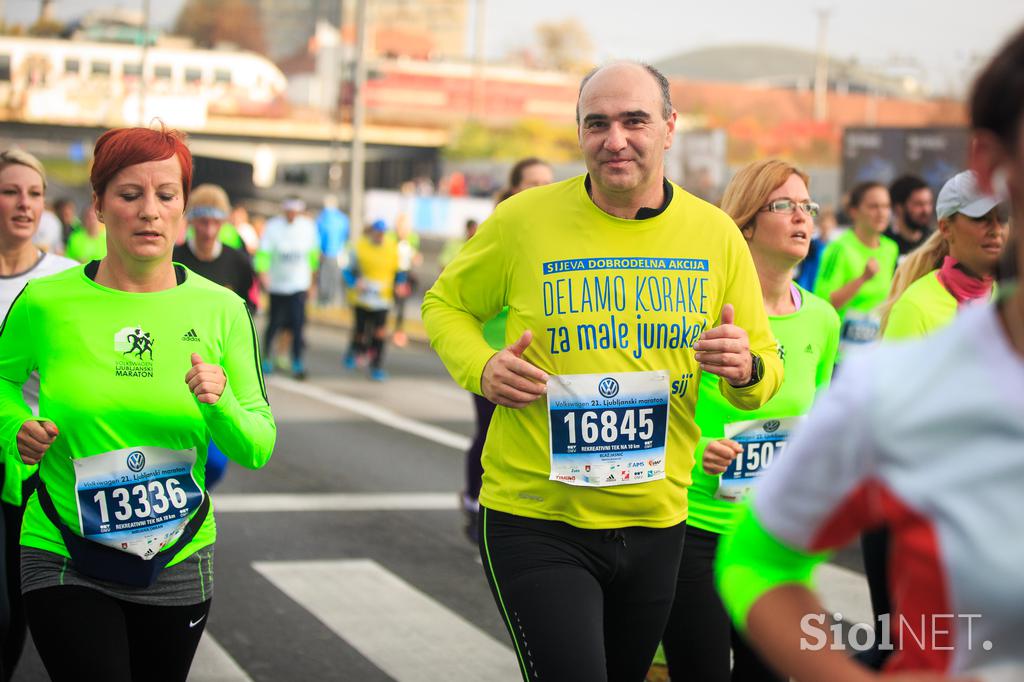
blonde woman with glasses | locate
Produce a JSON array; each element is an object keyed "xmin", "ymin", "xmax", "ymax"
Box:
[{"xmin": 662, "ymin": 159, "xmax": 839, "ymax": 682}]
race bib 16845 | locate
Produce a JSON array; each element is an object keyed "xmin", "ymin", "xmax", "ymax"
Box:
[{"xmin": 547, "ymin": 370, "xmax": 670, "ymax": 487}]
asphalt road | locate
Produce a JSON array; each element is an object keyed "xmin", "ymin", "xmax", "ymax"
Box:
[{"xmin": 11, "ymin": 320, "xmax": 870, "ymax": 682}]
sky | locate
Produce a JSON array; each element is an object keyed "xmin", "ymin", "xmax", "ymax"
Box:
[{"xmin": 7, "ymin": 0, "xmax": 1024, "ymax": 95}]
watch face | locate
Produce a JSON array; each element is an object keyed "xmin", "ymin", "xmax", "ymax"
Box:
[{"xmin": 751, "ymin": 354, "xmax": 763, "ymax": 381}]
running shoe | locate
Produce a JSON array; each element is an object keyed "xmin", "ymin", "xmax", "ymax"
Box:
[
  {"xmin": 261, "ymin": 359, "xmax": 273, "ymax": 375},
  {"xmin": 370, "ymin": 367, "xmax": 388, "ymax": 382},
  {"xmin": 292, "ymin": 360, "xmax": 307, "ymax": 380},
  {"xmin": 343, "ymin": 352, "xmax": 357, "ymax": 370}
]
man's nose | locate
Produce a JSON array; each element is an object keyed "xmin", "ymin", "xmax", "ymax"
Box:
[{"xmin": 604, "ymin": 122, "xmax": 627, "ymax": 152}]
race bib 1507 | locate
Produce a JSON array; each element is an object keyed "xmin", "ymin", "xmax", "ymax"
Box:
[{"xmin": 716, "ymin": 417, "xmax": 804, "ymax": 502}]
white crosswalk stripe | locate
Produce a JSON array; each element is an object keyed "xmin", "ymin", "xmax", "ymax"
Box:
[
  {"xmin": 187, "ymin": 634, "xmax": 252, "ymax": 682},
  {"xmin": 253, "ymin": 559, "xmax": 522, "ymax": 682}
]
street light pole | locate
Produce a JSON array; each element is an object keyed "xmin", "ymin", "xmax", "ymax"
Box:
[
  {"xmin": 471, "ymin": 0, "xmax": 485, "ymax": 119},
  {"xmin": 328, "ymin": 0, "xmax": 344, "ymax": 194},
  {"xmin": 813, "ymin": 7, "xmax": 831, "ymax": 122},
  {"xmin": 138, "ymin": 0, "xmax": 151, "ymax": 125},
  {"xmin": 348, "ymin": 0, "xmax": 367, "ymax": 237}
]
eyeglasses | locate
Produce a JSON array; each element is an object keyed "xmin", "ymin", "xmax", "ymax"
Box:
[{"xmin": 760, "ymin": 199, "xmax": 820, "ymax": 217}]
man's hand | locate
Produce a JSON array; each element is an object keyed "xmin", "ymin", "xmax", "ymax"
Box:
[
  {"xmin": 702, "ymin": 439, "xmax": 742, "ymax": 475},
  {"xmin": 186, "ymin": 353, "xmax": 227, "ymax": 405},
  {"xmin": 17, "ymin": 420, "xmax": 58, "ymax": 465},
  {"xmin": 481, "ymin": 331, "xmax": 549, "ymax": 408},
  {"xmin": 695, "ymin": 304, "xmax": 753, "ymax": 386}
]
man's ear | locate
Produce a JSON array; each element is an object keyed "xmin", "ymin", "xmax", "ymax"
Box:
[{"xmin": 663, "ymin": 110, "xmax": 677, "ymax": 151}]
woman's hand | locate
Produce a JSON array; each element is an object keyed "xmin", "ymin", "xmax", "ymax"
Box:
[
  {"xmin": 186, "ymin": 353, "xmax": 227, "ymax": 405},
  {"xmin": 860, "ymin": 258, "xmax": 880, "ymax": 282},
  {"xmin": 703, "ymin": 438, "xmax": 743, "ymax": 475},
  {"xmin": 17, "ymin": 420, "xmax": 59, "ymax": 465}
]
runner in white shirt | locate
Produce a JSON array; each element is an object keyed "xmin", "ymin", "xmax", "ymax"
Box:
[
  {"xmin": 0, "ymin": 149, "xmax": 76, "ymax": 679},
  {"xmin": 254, "ymin": 197, "xmax": 319, "ymax": 379},
  {"xmin": 32, "ymin": 209, "xmax": 64, "ymax": 255}
]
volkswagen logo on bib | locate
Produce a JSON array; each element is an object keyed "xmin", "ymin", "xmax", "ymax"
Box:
[
  {"xmin": 598, "ymin": 377, "xmax": 620, "ymax": 399},
  {"xmin": 127, "ymin": 450, "xmax": 146, "ymax": 473},
  {"xmin": 763, "ymin": 420, "xmax": 781, "ymax": 433}
]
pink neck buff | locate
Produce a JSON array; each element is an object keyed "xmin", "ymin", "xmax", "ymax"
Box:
[{"xmin": 936, "ymin": 256, "xmax": 994, "ymax": 308}]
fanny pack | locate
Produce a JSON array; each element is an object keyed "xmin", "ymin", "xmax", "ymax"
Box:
[{"xmin": 35, "ymin": 480, "xmax": 210, "ymax": 588}]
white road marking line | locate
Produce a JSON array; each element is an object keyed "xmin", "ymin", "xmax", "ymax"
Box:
[
  {"xmin": 815, "ymin": 562, "xmax": 874, "ymax": 627},
  {"xmin": 213, "ymin": 492, "xmax": 457, "ymax": 513},
  {"xmin": 418, "ymin": 381, "xmax": 473, "ymax": 401},
  {"xmin": 254, "ymin": 559, "xmax": 521, "ymax": 682},
  {"xmin": 269, "ymin": 376, "xmax": 471, "ymax": 451},
  {"xmin": 188, "ymin": 633, "xmax": 253, "ymax": 682}
]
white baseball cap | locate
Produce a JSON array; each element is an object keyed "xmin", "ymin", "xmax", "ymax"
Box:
[{"xmin": 935, "ymin": 170, "xmax": 1005, "ymax": 220}]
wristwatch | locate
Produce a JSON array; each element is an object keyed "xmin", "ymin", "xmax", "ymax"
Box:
[{"xmin": 735, "ymin": 352, "xmax": 764, "ymax": 388}]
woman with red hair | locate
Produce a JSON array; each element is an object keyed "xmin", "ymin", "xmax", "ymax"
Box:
[{"xmin": 0, "ymin": 126, "xmax": 276, "ymax": 681}]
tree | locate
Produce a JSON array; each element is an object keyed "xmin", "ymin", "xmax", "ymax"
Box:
[
  {"xmin": 28, "ymin": 18, "xmax": 63, "ymax": 37},
  {"xmin": 444, "ymin": 119, "xmax": 581, "ymax": 163},
  {"xmin": 173, "ymin": 0, "xmax": 266, "ymax": 54},
  {"xmin": 534, "ymin": 18, "xmax": 594, "ymax": 73}
]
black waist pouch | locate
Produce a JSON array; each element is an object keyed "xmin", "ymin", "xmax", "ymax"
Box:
[{"xmin": 35, "ymin": 481, "xmax": 210, "ymax": 588}]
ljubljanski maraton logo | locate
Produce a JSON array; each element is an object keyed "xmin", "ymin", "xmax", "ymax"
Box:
[
  {"xmin": 114, "ymin": 326, "xmax": 155, "ymax": 378},
  {"xmin": 598, "ymin": 377, "xmax": 620, "ymax": 399},
  {"xmin": 126, "ymin": 450, "xmax": 146, "ymax": 473}
]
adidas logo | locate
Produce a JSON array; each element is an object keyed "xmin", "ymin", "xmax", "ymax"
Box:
[
  {"xmin": 182, "ymin": 329, "xmax": 201, "ymax": 342},
  {"xmin": 804, "ymin": 343, "xmax": 814, "ymax": 353}
]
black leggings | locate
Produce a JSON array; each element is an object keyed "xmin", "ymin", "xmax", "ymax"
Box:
[
  {"xmin": 1, "ymin": 502, "xmax": 27, "ymax": 682},
  {"xmin": 264, "ymin": 291, "xmax": 307, "ymax": 363},
  {"xmin": 24, "ymin": 586, "xmax": 210, "ymax": 682},
  {"xmin": 350, "ymin": 308, "xmax": 389, "ymax": 370},
  {"xmin": 662, "ymin": 525, "xmax": 783, "ymax": 682},
  {"xmin": 479, "ymin": 507, "xmax": 686, "ymax": 682},
  {"xmin": 0, "ymin": 503, "xmax": 8, "ymax": 682},
  {"xmin": 857, "ymin": 528, "xmax": 893, "ymax": 669},
  {"xmin": 463, "ymin": 393, "xmax": 496, "ymax": 503},
  {"xmin": 393, "ymin": 275, "xmax": 415, "ymax": 332}
]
